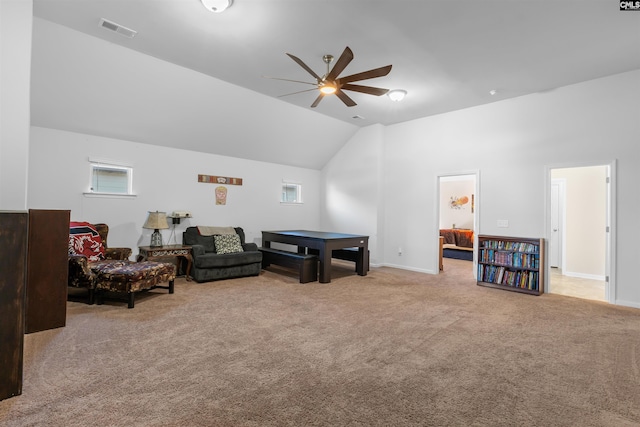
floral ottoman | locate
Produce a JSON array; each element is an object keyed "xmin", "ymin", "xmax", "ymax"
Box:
[{"xmin": 92, "ymin": 260, "xmax": 176, "ymax": 308}]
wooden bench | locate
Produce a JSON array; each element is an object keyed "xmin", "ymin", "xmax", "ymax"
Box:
[
  {"xmin": 259, "ymin": 248, "xmax": 318, "ymax": 283},
  {"xmin": 331, "ymin": 248, "xmax": 370, "ymax": 272}
]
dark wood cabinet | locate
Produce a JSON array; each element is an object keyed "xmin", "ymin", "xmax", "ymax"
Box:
[
  {"xmin": 25, "ymin": 209, "xmax": 70, "ymax": 334},
  {"xmin": 0, "ymin": 211, "xmax": 28, "ymax": 401}
]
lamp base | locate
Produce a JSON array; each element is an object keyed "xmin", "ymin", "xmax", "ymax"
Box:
[{"xmin": 150, "ymin": 229, "xmax": 163, "ymax": 247}]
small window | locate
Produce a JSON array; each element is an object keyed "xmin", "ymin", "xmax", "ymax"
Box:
[
  {"xmin": 89, "ymin": 161, "xmax": 133, "ymax": 195},
  {"xmin": 281, "ymin": 182, "xmax": 302, "ymax": 204}
]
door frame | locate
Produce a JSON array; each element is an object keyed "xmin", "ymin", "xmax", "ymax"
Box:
[
  {"xmin": 544, "ymin": 160, "xmax": 616, "ymax": 303},
  {"xmin": 436, "ymin": 170, "xmax": 480, "ymax": 275}
]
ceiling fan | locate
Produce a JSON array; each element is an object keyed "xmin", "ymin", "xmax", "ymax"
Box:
[{"xmin": 266, "ymin": 46, "xmax": 392, "ymax": 108}]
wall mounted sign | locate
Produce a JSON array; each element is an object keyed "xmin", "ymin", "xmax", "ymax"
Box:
[
  {"xmin": 215, "ymin": 186, "xmax": 227, "ymax": 205},
  {"xmin": 198, "ymin": 174, "xmax": 243, "ymax": 185}
]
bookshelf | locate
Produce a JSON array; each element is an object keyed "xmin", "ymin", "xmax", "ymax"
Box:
[{"xmin": 477, "ymin": 235, "xmax": 544, "ymax": 295}]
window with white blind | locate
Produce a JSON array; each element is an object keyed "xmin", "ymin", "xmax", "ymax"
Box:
[
  {"xmin": 281, "ymin": 182, "xmax": 302, "ymax": 204},
  {"xmin": 87, "ymin": 160, "xmax": 134, "ymax": 196}
]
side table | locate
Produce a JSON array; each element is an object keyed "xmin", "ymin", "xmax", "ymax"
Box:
[{"xmin": 137, "ymin": 245, "xmax": 193, "ymax": 281}]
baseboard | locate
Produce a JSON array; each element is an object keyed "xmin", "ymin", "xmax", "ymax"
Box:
[
  {"xmin": 562, "ymin": 271, "xmax": 606, "ymax": 281},
  {"xmin": 380, "ymin": 263, "xmax": 437, "ymax": 275},
  {"xmin": 614, "ymin": 299, "xmax": 640, "ymax": 309}
]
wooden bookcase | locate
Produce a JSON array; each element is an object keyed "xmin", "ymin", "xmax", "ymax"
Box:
[{"xmin": 477, "ymin": 235, "xmax": 545, "ymax": 295}]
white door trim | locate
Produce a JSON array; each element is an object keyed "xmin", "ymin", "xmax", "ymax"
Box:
[
  {"xmin": 544, "ymin": 160, "xmax": 616, "ymax": 304},
  {"xmin": 436, "ymin": 170, "xmax": 480, "ymax": 276}
]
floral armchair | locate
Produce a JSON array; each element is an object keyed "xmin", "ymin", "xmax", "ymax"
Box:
[
  {"xmin": 68, "ymin": 222, "xmax": 175, "ymax": 308},
  {"xmin": 94, "ymin": 223, "xmax": 132, "ymax": 260},
  {"xmin": 68, "ymin": 222, "xmax": 132, "ymax": 304}
]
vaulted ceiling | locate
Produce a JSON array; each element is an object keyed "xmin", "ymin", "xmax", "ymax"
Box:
[{"xmin": 30, "ymin": 1, "xmax": 640, "ymax": 169}]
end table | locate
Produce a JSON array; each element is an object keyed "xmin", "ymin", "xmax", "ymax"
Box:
[{"xmin": 137, "ymin": 245, "xmax": 193, "ymax": 281}]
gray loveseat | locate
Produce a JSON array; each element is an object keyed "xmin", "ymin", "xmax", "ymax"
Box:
[{"xmin": 182, "ymin": 227, "xmax": 262, "ymax": 283}]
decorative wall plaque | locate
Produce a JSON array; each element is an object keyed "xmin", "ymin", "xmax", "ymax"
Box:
[{"xmin": 198, "ymin": 175, "xmax": 243, "ymax": 185}]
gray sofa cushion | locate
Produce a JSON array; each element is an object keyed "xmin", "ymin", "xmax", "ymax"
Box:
[
  {"xmin": 183, "ymin": 231, "xmax": 215, "ymax": 252},
  {"xmin": 194, "ymin": 251, "xmax": 262, "ymax": 269},
  {"xmin": 183, "ymin": 226, "xmax": 247, "ymax": 253}
]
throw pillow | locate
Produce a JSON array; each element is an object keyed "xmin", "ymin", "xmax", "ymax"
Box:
[
  {"xmin": 69, "ymin": 221, "xmax": 105, "ymax": 261},
  {"xmin": 214, "ymin": 233, "xmax": 244, "ymax": 254}
]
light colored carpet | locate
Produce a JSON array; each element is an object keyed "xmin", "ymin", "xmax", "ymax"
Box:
[{"xmin": 2, "ymin": 259, "xmax": 640, "ymax": 426}]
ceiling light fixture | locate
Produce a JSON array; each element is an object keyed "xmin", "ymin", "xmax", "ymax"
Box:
[
  {"xmin": 387, "ymin": 89, "xmax": 407, "ymax": 102},
  {"xmin": 201, "ymin": 0, "xmax": 233, "ymax": 13},
  {"xmin": 320, "ymin": 82, "xmax": 337, "ymax": 95}
]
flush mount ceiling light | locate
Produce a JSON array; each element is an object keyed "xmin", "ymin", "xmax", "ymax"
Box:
[
  {"xmin": 201, "ymin": 0, "xmax": 233, "ymax": 13},
  {"xmin": 387, "ymin": 89, "xmax": 407, "ymax": 102},
  {"xmin": 319, "ymin": 82, "xmax": 337, "ymax": 95}
]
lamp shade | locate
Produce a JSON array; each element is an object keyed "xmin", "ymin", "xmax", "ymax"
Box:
[{"xmin": 143, "ymin": 211, "xmax": 169, "ymax": 230}]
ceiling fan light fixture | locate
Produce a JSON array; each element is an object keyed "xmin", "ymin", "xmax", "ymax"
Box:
[
  {"xmin": 201, "ymin": 0, "xmax": 233, "ymax": 13},
  {"xmin": 387, "ymin": 89, "xmax": 407, "ymax": 102},
  {"xmin": 320, "ymin": 83, "xmax": 337, "ymax": 95},
  {"xmin": 273, "ymin": 47, "xmax": 392, "ymax": 108}
]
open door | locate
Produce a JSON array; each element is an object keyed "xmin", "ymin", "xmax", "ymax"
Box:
[
  {"xmin": 438, "ymin": 173, "xmax": 478, "ymax": 275},
  {"xmin": 549, "ymin": 179, "xmax": 565, "ymax": 268},
  {"xmin": 548, "ymin": 165, "xmax": 611, "ymax": 302}
]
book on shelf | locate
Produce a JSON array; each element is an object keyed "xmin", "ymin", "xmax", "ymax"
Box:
[{"xmin": 477, "ymin": 235, "xmax": 544, "ymax": 295}]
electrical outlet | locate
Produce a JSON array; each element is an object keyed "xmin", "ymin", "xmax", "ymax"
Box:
[
  {"xmin": 398, "ymin": 247, "xmax": 403, "ymax": 256},
  {"xmin": 497, "ymin": 219, "xmax": 509, "ymax": 228}
]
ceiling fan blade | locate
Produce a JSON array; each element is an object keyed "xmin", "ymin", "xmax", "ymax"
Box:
[
  {"xmin": 326, "ymin": 46, "xmax": 354, "ymax": 81},
  {"xmin": 278, "ymin": 88, "xmax": 320, "ymax": 98},
  {"xmin": 286, "ymin": 53, "xmax": 322, "ymax": 81},
  {"xmin": 310, "ymin": 93, "xmax": 324, "ymax": 108},
  {"xmin": 341, "ymin": 84, "xmax": 389, "ymax": 96},
  {"xmin": 335, "ymin": 89, "xmax": 357, "ymax": 107},
  {"xmin": 338, "ymin": 65, "xmax": 392, "ymax": 84},
  {"xmin": 262, "ymin": 76, "xmax": 317, "ymax": 86}
]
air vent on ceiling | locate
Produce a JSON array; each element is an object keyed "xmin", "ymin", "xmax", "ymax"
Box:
[{"xmin": 99, "ymin": 18, "xmax": 137, "ymax": 38}]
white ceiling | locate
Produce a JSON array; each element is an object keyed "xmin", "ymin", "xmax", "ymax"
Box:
[{"xmin": 30, "ymin": 0, "xmax": 640, "ymax": 169}]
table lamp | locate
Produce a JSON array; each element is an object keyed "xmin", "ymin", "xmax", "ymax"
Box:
[{"xmin": 143, "ymin": 211, "xmax": 169, "ymax": 247}]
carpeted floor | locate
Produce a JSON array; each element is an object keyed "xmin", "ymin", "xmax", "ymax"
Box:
[{"xmin": 2, "ymin": 259, "xmax": 640, "ymax": 426}]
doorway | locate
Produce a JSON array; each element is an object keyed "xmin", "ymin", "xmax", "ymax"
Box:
[
  {"xmin": 438, "ymin": 173, "xmax": 478, "ymax": 275},
  {"xmin": 547, "ymin": 164, "xmax": 612, "ymax": 302}
]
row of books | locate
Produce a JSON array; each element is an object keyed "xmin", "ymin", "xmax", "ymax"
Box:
[
  {"xmin": 479, "ymin": 249, "xmax": 539, "ymax": 269},
  {"xmin": 477, "ymin": 264, "xmax": 539, "ymax": 291},
  {"xmin": 481, "ymin": 240, "xmax": 539, "ymax": 254}
]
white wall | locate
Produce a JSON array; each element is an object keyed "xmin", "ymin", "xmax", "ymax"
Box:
[
  {"xmin": 320, "ymin": 125, "xmax": 384, "ymax": 264},
  {"xmin": 0, "ymin": 0, "xmax": 32, "ymax": 210},
  {"xmin": 28, "ymin": 126, "xmax": 321, "ymax": 252},
  {"xmin": 324, "ymin": 70, "xmax": 640, "ymax": 307},
  {"xmin": 439, "ymin": 177, "xmax": 475, "ymax": 230}
]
